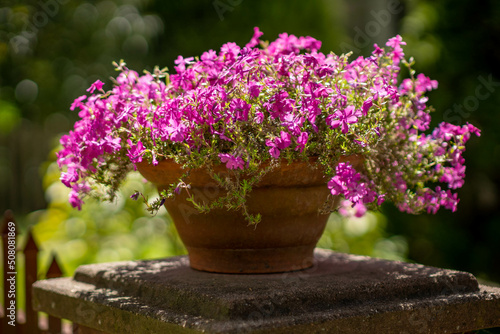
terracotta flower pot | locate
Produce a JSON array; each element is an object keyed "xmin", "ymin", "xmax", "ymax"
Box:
[{"xmin": 136, "ymin": 157, "xmax": 360, "ymax": 274}]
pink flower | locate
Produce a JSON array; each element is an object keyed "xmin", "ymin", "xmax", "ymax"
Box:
[
  {"xmin": 265, "ymin": 131, "xmax": 291, "ymax": 158},
  {"xmin": 219, "ymin": 153, "xmax": 245, "ymax": 170},
  {"xmin": 229, "ymin": 99, "xmax": 251, "ymax": 121},
  {"xmin": 328, "ymin": 163, "xmax": 381, "ymax": 218},
  {"xmin": 69, "ymin": 190, "xmax": 83, "ymax": 210},
  {"xmin": 466, "ymin": 123, "xmax": 481, "ymax": 137},
  {"xmin": 276, "ymin": 131, "xmax": 291, "ymax": 149},
  {"xmin": 439, "ymin": 165, "xmax": 466, "ymax": 189},
  {"xmin": 165, "ymin": 118, "xmax": 187, "ymax": 142},
  {"xmin": 415, "ymin": 73, "xmax": 438, "ymax": 94},
  {"xmin": 201, "ymin": 49, "xmax": 218, "ymax": 62},
  {"xmin": 70, "ymin": 95, "xmax": 87, "ymax": 111},
  {"xmin": 267, "ymin": 91, "xmax": 294, "ymax": 120},
  {"xmin": 353, "ymin": 202, "xmax": 367, "ymax": 217},
  {"xmin": 174, "ymin": 55, "xmax": 194, "ymax": 72},
  {"xmin": 362, "ymin": 97, "xmax": 373, "ymax": 116},
  {"xmin": 248, "ymin": 83, "xmax": 261, "ymax": 99},
  {"xmin": 86, "ymin": 80, "xmax": 104, "ymax": 93},
  {"xmin": 220, "ymin": 42, "xmax": 240, "ymax": 63},
  {"xmin": 326, "ymin": 106, "xmax": 361, "ymax": 134},
  {"xmin": 254, "ymin": 111, "xmax": 264, "ymax": 124},
  {"xmin": 60, "ymin": 168, "xmax": 78, "ymax": 187},
  {"xmin": 386, "ymin": 35, "xmax": 406, "ymax": 65},
  {"xmin": 245, "ymin": 27, "xmax": 264, "ymax": 48},
  {"xmin": 127, "ymin": 139, "xmax": 145, "ymax": 163},
  {"xmin": 295, "ymin": 132, "xmax": 308, "ymax": 152},
  {"xmin": 372, "ymin": 43, "xmax": 384, "ymax": 56},
  {"xmin": 267, "ymin": 145, "xmax": 280, "ymax": 159}
]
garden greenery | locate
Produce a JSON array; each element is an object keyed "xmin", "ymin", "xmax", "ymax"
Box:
[{"xmin": 57, "ymin": 27, "xmax": 479, "ymax": 224}]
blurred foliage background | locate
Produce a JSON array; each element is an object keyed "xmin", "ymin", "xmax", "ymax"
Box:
[{"xmin": 0, "ymin": 0, "xmax": 499, "ymax": 292}]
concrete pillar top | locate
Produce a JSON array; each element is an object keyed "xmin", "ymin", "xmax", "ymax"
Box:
[{"xmin": 33, "ymin": 249, "xmax": 500, "ymax": 333}]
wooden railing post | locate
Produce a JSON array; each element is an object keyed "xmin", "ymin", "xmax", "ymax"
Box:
[
  {"xmin": 23, "ymin": 228, "xmax": 39, "ymax": 333},
  {"xmin": 45, "ymin": 253, "xmax": 63, "ymax": 334},
  {"xmin": 2, "ymin": 210, "xmax": 17, "ymax": 334},
  {"xmin": 2, "ymin": 210, "xmax": 70, "ymax": 333}
]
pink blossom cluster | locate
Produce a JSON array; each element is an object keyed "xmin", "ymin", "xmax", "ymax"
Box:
[
  {"xmin": 57, "ymin": 27, "xmax": 479, "ymax": 217},
  {"xmin": 328, "ymin": 163, "xmax": 384, "ymax": 217}
]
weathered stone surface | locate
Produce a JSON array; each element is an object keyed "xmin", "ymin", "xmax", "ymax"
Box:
[{"xmin": 33, "ymin": 249, "xmax": 500, "ymax": 333}]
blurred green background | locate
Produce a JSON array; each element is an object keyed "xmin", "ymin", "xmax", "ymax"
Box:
[{"xmin": 1, "ymin": 0, "xmax": 499, "ymax": 291}]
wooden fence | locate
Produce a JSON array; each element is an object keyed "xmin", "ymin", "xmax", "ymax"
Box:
[{"xmin": 1, "ymin": 210, "xmax": 74, "ymax": 334}]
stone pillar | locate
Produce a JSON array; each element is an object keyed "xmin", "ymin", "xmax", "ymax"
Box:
[{"xmin": 33, "ymin": 249, "xmax": 500, "ymax": 333}]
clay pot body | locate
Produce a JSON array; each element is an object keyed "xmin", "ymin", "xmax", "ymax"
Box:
[{"xmin": 136, "ymin": 157, "xmax": 358, "ymax": 273}]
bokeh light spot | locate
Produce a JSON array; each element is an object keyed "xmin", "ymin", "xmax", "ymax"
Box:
[{"xmin": 15, "ymin": 79, "xmax": 38, "ymax": 103}]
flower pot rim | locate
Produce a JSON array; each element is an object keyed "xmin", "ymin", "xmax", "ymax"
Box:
[{"xmin": 135, "ymin": 154, "xmax": 363, "ymax": 188}]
